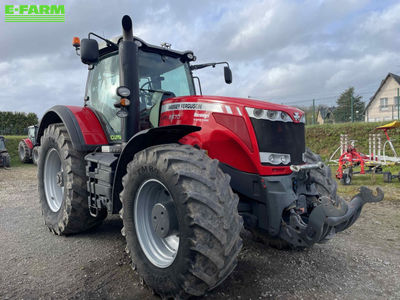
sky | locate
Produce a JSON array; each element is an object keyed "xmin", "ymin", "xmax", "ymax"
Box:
[{"xmin": 0, "ymin": 0, "xmax": 399, "ymax": 117}]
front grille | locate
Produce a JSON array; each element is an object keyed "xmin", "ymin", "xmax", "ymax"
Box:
[{"xmin": 250, "ymin": 118, "xmax": 305, "ymax": 165}]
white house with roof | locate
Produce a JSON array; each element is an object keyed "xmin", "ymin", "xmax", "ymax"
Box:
[{"xmin": 365, "ymin": 73, "xmax": 400, "ymax": 122}]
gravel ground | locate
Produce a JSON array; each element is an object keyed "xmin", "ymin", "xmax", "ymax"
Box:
[{"xmin": 0, "ymin": 166, "xmax": 399, "ymax": 299}]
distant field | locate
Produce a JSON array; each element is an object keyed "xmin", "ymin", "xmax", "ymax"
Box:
[{"xmin": 3, "ymin": 135, "xmax": 28, "ymax": 167}]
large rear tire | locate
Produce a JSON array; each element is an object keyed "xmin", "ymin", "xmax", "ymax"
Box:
[
  {"xmin": 38, "ymin": 123, "xmax": 106, "ymax": 235},
  {"xmin": 120, "ymin": 144, "xmax": 243, "ymax": 299},
  {"xmin": 18, "ymin": 140, "xmax": 31, "ymax": 163}
]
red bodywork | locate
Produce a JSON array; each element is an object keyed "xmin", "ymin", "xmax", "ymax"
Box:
[
  {"xmin": 65, "ymin": 97, "xmax": 304, "ymax": 176},
  {"xmin": 23, "ymin": 138, "xmax": 33, "ymax": 149},
  {"xmin": 159, "ymin": 96, "xmax": 304, "ymax": 176},
  {"xmin": 66, "ymin": 106, "xmax": 108, "ymax": 145}
]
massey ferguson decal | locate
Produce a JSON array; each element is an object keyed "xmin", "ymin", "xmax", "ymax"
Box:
[{"xmin": 161, "ymin": 102, "xmax": 224, "ymax": 113}]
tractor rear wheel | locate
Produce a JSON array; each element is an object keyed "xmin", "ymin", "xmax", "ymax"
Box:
[
  {"xmin": 18, "ymin": 140, "xmax": 31, "ymax": 163},
  {"xmin": 32, "ymin": 147, "xmax": 39, "ymax": 165},
  {"xmin": 120, "ymin": 144, "xmax": 243, "ymax": 299},
  {"xmin": 1, "ymin": 153, "xmax": 11, "ymax": 168},
  {"xmin": 38, "ymin": 123, "xmax": 106, "ymax": 235}
]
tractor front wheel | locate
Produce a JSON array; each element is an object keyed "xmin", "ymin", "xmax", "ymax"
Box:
[
  {"xmin": 120, "ymin": 144, "xmax": 243, "ymax": 298},
  {"xmin": 32, "ymin": 147, "xmax": 39, "ymax": 165},
  {"xmin": 18, "ymin": 140, "xmax": 31, "ymax": 163},
  {"xmin": 38, "ymin": 123, "xmax": 106, "ymax": 235}
]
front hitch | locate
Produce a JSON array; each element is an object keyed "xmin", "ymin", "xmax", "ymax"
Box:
[{"xmin": 280, "ymin": 187, "xmax": 384, "ymax": 248}]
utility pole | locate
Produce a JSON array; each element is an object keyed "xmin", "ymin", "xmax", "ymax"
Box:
[
  {"xmin": 312, "ymin": 99, "xmax": 315, "ymax": 125},
  {"xmin": 351, "ymin": 94, "xmax": 354, "ymax": 122},
  {"xmin": 398, "ymin": 88, "xmax": 399, "ymax": 120}
]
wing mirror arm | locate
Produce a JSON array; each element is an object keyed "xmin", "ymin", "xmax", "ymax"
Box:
[{"xmin": 190, "ymin": 61, "xmax": 232, "ymax": 84}]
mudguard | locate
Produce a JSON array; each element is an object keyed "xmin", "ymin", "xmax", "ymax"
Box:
[
  {"xmin": 111, "ymin": 125, "xmax": 201, "ymax": 213},
  {"xmin": 22, "ymin": 138, "xmax": 34, "ymax": 149},
  {"xmin": 37, "ymin": 105, "xmax": 108, "ymax": 152}
]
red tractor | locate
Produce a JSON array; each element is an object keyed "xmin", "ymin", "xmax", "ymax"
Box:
[
  {"xmin": 18, "ymin": 125, "xmax": 39, "ymax": 165},
  {"xmin": 36, "ymin": 16, "xmax": 383, "ymax": 299}
]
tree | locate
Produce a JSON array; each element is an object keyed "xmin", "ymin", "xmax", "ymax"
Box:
[
  {"xmin": 334, "ymin": 87, "xmax": 365, "ymax": 123},
  {"xmin": 0, "ymin": 111, "xmax": 39, "ymax": 135}
]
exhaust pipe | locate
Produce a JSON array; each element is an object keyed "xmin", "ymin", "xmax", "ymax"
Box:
[
  {"xmin": 119, "ymin": 15, "xmax": 140, "ymax": 142},
  {"xmin": 122, "ymin": 15, "xmax": 134, "ymax": 41}
]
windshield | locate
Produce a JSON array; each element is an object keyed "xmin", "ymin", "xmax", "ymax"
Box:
[
  {"xmin": 86, "ymin": 50, "xmax": 195, "ymax": 140},
  {"xmin": 0, "ymin": 138, "xmax": 5, "ymax": 150}
]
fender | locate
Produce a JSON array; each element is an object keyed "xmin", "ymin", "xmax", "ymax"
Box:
[
  {"xmin": 23, "ymin": 138, "xmax": 34, "ymax": 150},
  {"xmin": 111, "ymin": 125, "xmax": 201, "ymax": 213},
  {"xmin": 37, "ymin": 105, "xmax": 108, "ymax": 152}
]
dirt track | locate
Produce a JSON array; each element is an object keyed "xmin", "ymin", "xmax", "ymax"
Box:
[{"xmin": 1, "ymin": 166, "xmax": 399, "ymax": 299}]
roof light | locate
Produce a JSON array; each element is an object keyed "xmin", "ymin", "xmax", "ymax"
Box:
[{"xmin": 72, "ymin": 37, "xmax": 80, "ymax": 48}]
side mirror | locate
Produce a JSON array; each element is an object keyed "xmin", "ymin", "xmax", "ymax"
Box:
[
  {"xmin": 224, "ymin": 66, "xmax": 232, "ymax": 84},
  {"xmin": 80, "ymin": 39, "xmax": 99, "ymax": 65}
]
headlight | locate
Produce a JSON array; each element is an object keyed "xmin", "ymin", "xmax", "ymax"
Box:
[
  {"xmin": 260, "ymin": 152, "xmax": 291, "ymax": 165},
  {"xmin": 245, "ymin": 107, "xmax": 294, "ymax": 122}
]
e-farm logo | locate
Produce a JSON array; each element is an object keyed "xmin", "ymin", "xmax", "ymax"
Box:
[{"xmin": 4, "ymin": 4, "xmax": 65, "ymax": 22}]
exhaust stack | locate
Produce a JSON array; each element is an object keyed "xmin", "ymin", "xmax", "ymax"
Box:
[{"xmin": 119, "ymin": 15, "xmax": 140, "ymax": 142}]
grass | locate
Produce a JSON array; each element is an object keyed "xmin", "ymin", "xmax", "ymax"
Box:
[
  {"xmin": 3, "ymin": 135, "xmax": 29, "ymax": 167},
  {"xmin": 330, "ymin": 165, "xmax": 400, "ymax": 202}
]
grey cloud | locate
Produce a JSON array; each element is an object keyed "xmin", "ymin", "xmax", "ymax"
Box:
[{"xmin": 1, "ymin": 0, "xmax": 400, "ymax": 118}]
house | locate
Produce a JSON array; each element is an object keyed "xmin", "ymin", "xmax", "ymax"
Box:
[
  {"xmin": 317, "ymin": 107, "xmax": 335, "ymax": 124},
  {"xmin": 365, "ymin": 73, "xmax": 400, "ymax": 122}
]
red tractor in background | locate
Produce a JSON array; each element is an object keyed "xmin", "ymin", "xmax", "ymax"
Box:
[
  {"xmin": 18, "ymin": 125, "xmax": 39, "ymax": 165},
  {"xmin": 36, "ymin": 16, "xmax": 383, "ymax": 299}
]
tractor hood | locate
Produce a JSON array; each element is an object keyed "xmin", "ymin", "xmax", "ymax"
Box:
[{"xmin": 163, "ymin": 95, "xmax": 305, "ymax": 123}]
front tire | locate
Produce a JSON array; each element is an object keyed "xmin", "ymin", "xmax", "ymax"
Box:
[
  {"xmin": 120, "ymin": 144, "xmax": 243, "ymax": 298},
  {"xmin": 32, "ymin": 147, "xmax": 39, "ymax": 166},
  {"xmin": 38, "ymin": 123, "xmax": 106, "ymax": 235},
  {"xmin": 18, "ymin": 140, "xmax": 31, "ymax": 163}
]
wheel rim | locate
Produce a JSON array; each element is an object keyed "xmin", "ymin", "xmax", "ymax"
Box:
[
  {"xmin": 44, "ymin": 148, "xmax": 64, "ymax": 212},
  {"xmin": 134, "ymin": 179, "xmax": 179, "ymax": 268}
]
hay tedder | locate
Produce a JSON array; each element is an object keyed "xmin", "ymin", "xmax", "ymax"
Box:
[
  {"xmin": 333, "ymin": 121, "xmax": 400, "ymax": 185},
  {"xmin": 35, "ymin": 16, "xmax": 383, "ymax": 298}
]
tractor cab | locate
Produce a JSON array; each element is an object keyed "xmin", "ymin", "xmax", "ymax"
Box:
[
  {"xmin": 84, "ymin": 44, "xmax": 196, "ymax": 140},
  {"xmin": 75, "ymin": 32, "xmax": 232, "ymax": 143},
  {"xmin": 27, "ymin": 125, "xmax": 38, "ymax": 145}
]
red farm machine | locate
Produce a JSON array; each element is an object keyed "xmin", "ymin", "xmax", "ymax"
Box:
[
  {"xmin": 334, "ymin": 121, "xmax": 400, "ymax": 185},
  {"xmin": 18, "ymin": 125, "xmax": 39, "ymax": 165},
  {"xmin": 35, "ymin": 16, "xmax": 383, "ymax": 298}
]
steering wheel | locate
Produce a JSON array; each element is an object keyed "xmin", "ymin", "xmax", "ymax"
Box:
[{"xmin": 140, "ymin": 81, "xmax": 152, "ymax": 90}]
